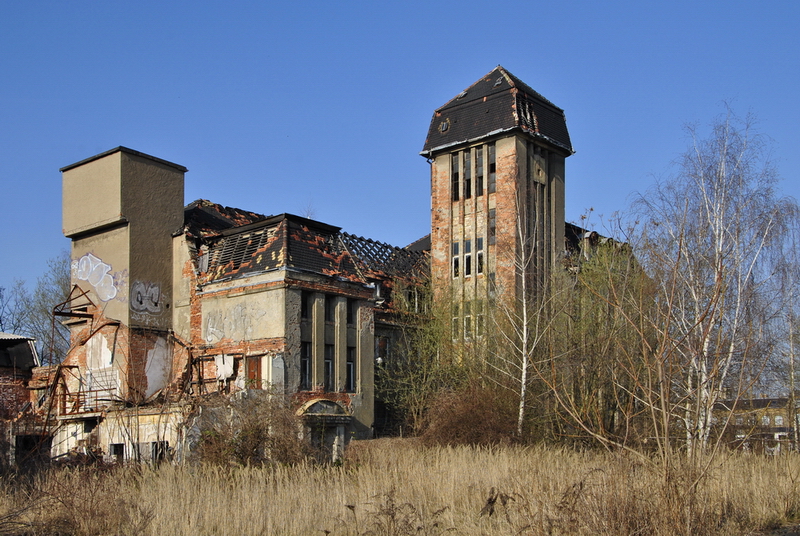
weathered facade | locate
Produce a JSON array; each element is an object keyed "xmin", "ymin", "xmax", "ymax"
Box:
[
  {"xmin": 7, "ymin": 146, "xmax": 425, "ymax": 463},
  {"xmin": 422, "ymin": 66, "xmax": 573, "ymax": 339},
  {"xmin": 4, "ymin": 66, "xmax": 581, "ymax": 464}
]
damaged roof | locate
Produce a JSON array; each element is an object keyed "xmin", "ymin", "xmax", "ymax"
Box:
[
  {"xmin": 421, "ymin": 66, "xmax": 573, "ymax": 157},
  {"xmin": 200, "ymin": 212, "xmax": 428, "ymax": 284},
  {"xmin": 0, "ymin": 333, "xmax": 39, "ymax": 370},
  {"xmin": 184, "ymin": 199, "xmax": 268, "ymax": 239}
]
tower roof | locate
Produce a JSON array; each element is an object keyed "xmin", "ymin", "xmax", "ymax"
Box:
[{"xmin": 421, "ymin": 66, "xmax": 573, "ymax": 157}]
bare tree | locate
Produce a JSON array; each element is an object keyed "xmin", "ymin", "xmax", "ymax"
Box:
[
  {"xmin": 633, "ymin": 109, "xmax": 798, "ymax": 457},
  {"xmin": 0, "ymin": 251, "xmax": 71, "ymax": 364}
]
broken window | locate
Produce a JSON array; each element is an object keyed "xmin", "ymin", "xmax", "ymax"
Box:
[
  {"xmin": 346, "ymin": 347, "xmax": 356, "ymax": 392},
  {"xmin": 451, "ymin": 153, "xmax": 460, "ymax": 201},
  {"xmin": 451, "ymin": 303, "xmax": 460, "ymax": 340},
  {"xmin": 476, "ymin": 146, "xmax": 484, "ymax": 196},
  {"xmin": 300, "ymin": 342, "xmax": 311, "ymax": 390},
  {"xmin": 110, "ymin": 443, "xmax": 124, "ymax": 463},
  {"xmin": 488, "ymin": 209, "xmax": 496, "ymax": 245},
  {"xmin": 476, "ymin": 301, "xmax": 485, "ymax": 338},
  {"xmin": 476, "ymin": 237, "xmax": 484, "ymax": 274},
  {"xmin": 487, "ymin": 143, "xmax": 496, "ymax": 194},
  {"xmin": 776, "ymin": 415, "xmax": 785, "ymax": 426},
  {"xmin": 464, "ymin": 149, "xmax": 472, "ymax": 199},
  {"xmin": 246, "ymin": 355, "xmax": 262, "ymax": 388},
  {"xmin": 324, "ymin": 345, "xmax": 334, "ymax": 391},
  {"xmin": 375, "ymin": 336, "xmax": 389, "ymax": 364},
  {"xmin": 452, "ymin": 242, "xmax": 460, "ymax": 278},
  {"xmin": 464, "ymin": 302, "xmax": 472, "ymax": 340},
  {"xmin": 301, "ymin": 291, "xmax": 311, "ymax": 320},
  {"xmin": 464, "ymin": 239, "xmax": 472, "ymax": 277},
  {"xmin": 325, "ymin": 295, "xmax": 336, "ymax": 323},
  {"xmin": 152, "ymin": 441, "xmax": 168, "ymax": 463}
]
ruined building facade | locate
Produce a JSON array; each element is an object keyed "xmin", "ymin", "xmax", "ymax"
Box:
[{"xmin": 2, "ymin": 66, "xmax": 573, "ymax": 463}]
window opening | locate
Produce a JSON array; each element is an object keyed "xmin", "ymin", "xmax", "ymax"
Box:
[
  {"xmin": 300, "ymin": 342, "xmax": 311, "ymax": 390},
  {"xmin": 464, "ymin": 149, "xmax": 472, "ymax": 199},
  {"xmin": 488, "ymin": 143, "xmax": 496, "ymax": 194},
  {"xmin": 452, "ymin": 242, "xmax": 460, "ymax": 278},
  {"xmin": 488, "ymin": 209, "xmax": 496, "ymax": 245},
  {"xmin": 476, "ymin": 237, "xmax": 484, "ymax": 274},
  {"xmin": 464, "ymin": 239, "xmax": 472, "ymax": 277},
  {"xmin": 324, "ymin": 345, "xmax": 334, "ymax": 391},
  {"xmin": 301, "ymin": 291, "xmax": 311, "ymax": 320},
  {"xmin": 346, "ymin": 347, "xmax": 356, "ymax": 392},
  {"xmin": 451, "ymin": 303, "xmax": 460, "ymax": 340},
  {"xmin": 464, "ymin": 302, "xmax": 472, "ymax": 340},
  {"xmin": 451, "ymin": 153, "xmax": 460, "ymax": 201},
  {"xmin": 476, "ymin": 146, "xmax": 484, "ymax": 196}
]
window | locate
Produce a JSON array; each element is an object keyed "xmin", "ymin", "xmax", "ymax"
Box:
[
  {"xmin": 346, "ymin": 347, "xmax": 356, "ymax": 392},
  {"xmin": 451, "ymin": 153, "xmax": 460, "ymax": 201},
  {"xmin": 452, "ymin": 303, "xmax": 460, "ymax": 340},
  {"xmin": 300, "ymin": 342, "xmax": 311, "ymax": 390},
  {"xmin": 300, "ymin": 291, "xmax": 311, "ymax": 320},
  {"xmin": 452, "ymin": 242, "xmax": 460, "ymax": 278},
  {"xmin": 762, "ymin": 415, "xmax": 771, "ymax": 426},
  {"xmin": 464, "ymin": 239, "xmax": 472, "ymax": 277},
  {"xmin": 151, "ymin": 441, "xmax": 168, "ymax": 463},
  {"xmin": 347, "ymin": 299, "xmax": 357, "ymax": 325},
  {"xmin": 325, "ymin": 295, "xmax": 336, "ymax": 322},
  {"xmin": 324, "ymin": 345, "xmax": 334, "ymax": 391},
  {"xmin": 376, "ymin": 336, "xmax": 389, "ymax": 364},
  {"xmin": 476, "ymin": 146, "xmax": 484, "ymax": 196},
  {"xmin": 776, "ymin": 415, "xmax": 784, "ymax": 426},
  {"xmin": 488, "ymin": 143, "xmax": 496, "ymax": 194},
  {"xmin": 476, "ymin": 301, "xmax": 485, "ymax": 338},
  {"xmin": 488, "ymin": 209, "xmax": 496, "ymax": 245},
  {"xmin": 464, "ymin": 149, "xmax": 472, "ymax": 199},
  {"xmin": 464, "ymin": 302, "xmax": 472, "ymax": 340},
  {"xmin": 476, "ymin": 237, "xmax": 484, "ymax": 274},
  {"xmin": 110, "ymin": 443, "xmax": 124, "ymax": 463}
]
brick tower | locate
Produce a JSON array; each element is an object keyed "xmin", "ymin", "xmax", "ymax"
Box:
[{"xmin": 421, "ymin": 66, "xmax": 573, "ymax": 340}]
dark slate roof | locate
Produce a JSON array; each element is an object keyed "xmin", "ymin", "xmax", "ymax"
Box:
[{"xmin": 421, "ymin": 66, "xmax": 573, "ymax": 157}]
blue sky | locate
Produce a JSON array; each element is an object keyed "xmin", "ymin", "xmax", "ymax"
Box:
[{"xmin": 1, "ymin": 1, "xmax": 799, "ymax": 288}]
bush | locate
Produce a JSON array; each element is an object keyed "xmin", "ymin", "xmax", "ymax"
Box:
[{"xmin": 420, "ymin": 381, "xmax": 518, "ymax": 446}]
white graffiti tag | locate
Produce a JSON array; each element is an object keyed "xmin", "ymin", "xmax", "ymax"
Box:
[
  {"xmin": 74, "ymin": 253, "xmax": 118, "ymax": 302},
  {"xmin": 130, "ymin": 281, "xmax": 162, "ymax": 314}
]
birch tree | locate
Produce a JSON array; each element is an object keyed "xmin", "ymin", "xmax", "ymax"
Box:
[{"xmin": 633, "ymin": 110, "xmax": 798, "ymax": 457}]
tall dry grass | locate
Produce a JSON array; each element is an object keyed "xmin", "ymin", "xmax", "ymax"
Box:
[{"xmin": 0, "ymin": 439, "xmax": 798, "ymax": 535}]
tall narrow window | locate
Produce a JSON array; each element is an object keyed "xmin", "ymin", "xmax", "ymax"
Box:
[
  {"xmin": 451, "ymin": 153, "xmax": 460, "ymax": 201},
  {"xmin": 325, "ymin": 295, "xmax": 336, "ymax": 323},
  {"xmin": 346, "ymin": 347, "xmax": 356, "ymax": 392},
  {"xmin": 476, "ymin": 301, "xmax": 485, "ymax": 338},
  {"xmin": 300, "ymin": 342, "xmax": 311, "ymax": 390},
  {"xmin": 488, "ymin": 209, "xmax": 496, "ymax": 245},
  {"xmin": 476, "ymin": 237, "xmax": 484, "ymax": 274},
  {"xmin": 300, "ymin": 291, "xmax": 311, "ymax": 320},
  {"xmin": 346, "ymin": 299, "xmax": 356, "ymax": 326},
  {"xmin": 488, "ymin": 143, "xmax": 496, "ymax": 194},
  {"xmin": 464, "ymin": 239, "xmax": 472, "ymax": 277},
  {"xmin": 324, "ymin": 344, "xmax": 334, "ymax": 391},
  {"xmin": 452, "ymin": 241, "xmax": 460, "ymax": 278},
  {"xmin": 451, "ymin": 303, "xmax": 460, "ymax": 340},
  {"xmin": 464, "ymin": 302, "xmax": 472, "ymax": 340},
  {"xmin": 476, "ymin": 146, "xmax": 484, "ymax": 196},
  {"xmin": 464, "ymin": 149, "xmax": 472, "ymax": 199}
]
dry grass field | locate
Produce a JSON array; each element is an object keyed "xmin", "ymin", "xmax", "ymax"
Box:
[{"xmin": 1, "ymin": 439, "xmax": 799, "ymax": 535}]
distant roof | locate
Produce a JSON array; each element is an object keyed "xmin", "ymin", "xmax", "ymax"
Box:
[{"xmin": 421, "ymin": 66, "xmax": 573, "ymax": 157}]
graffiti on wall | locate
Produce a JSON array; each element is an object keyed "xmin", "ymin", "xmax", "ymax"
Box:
[
  {"xmin": 204, "ymin": 303, "xmax": 267, "ymax": 344},
  {"xmin": 73, "ymin": 253, "xmax": 120, "ymax": 302},
  {"xmin": 131, "ymin": 281, "xmax": 162, "ymax": 314}
]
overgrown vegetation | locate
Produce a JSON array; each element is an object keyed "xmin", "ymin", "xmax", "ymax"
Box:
[{"xmin": 0, "ymin": 440, "xmax": 798, "ymax": 535}]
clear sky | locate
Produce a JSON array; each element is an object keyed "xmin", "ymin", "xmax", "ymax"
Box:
[{"xmin": 1, "ymin": 1, "xmax": 798, "ymax": 288}]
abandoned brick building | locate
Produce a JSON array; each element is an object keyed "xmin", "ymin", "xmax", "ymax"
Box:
[{"xmin": 2, "ymin": 65, "xmax": 576, "ymax": 463}]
